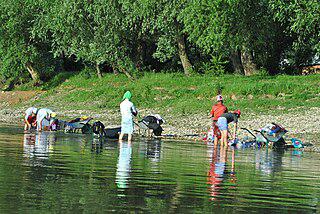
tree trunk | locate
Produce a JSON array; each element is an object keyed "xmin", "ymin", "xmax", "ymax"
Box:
[
  {"xmin": 26, "ymin": 62, "xmax": 40, "ymax": 82},
  {"xmin": 230, "ymin": 50, "xmax": 244, "ymax": 74},
  {"xmin": 135, "ymin": 40, "xmax": 145, "ymax": 70},
  {"xmin": 177, "ymin": 34, "xmax": 192, "ymax": 76},
  {"xmin": 112, "ymin": 64, "xmax": 119, "ymax": 75},
  {"xmin": 61, "ymin": 51, "xmax": 67, "ymax": 71},
  {"xmin": 96, "ymin": 63, "xmax": 102, "ymax": 79},
  {"xmin": 120, "ymin": 67, "xmax": 134, "ymax": 80},
  {"xmin": 240, "ymin": 50, "xmax": 257, "ymax": 76}
]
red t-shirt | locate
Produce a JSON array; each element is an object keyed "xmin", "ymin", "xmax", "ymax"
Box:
[
  {"xmin": 27, "ymin": 115, "xmax": 36, "ymax": 124},
  {"xmin": 210, "ymin": 103, "xmax": 228, "ymax": 121}
]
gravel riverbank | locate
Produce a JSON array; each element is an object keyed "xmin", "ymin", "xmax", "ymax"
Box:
[{"xmin": 0, "ymin": 106, "xmax": 319, "ymax": 151}]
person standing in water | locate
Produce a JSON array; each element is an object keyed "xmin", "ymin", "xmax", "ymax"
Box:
[
  {"xmin": 210, "ymin": 95, "xmax": 228, "ymax": 145},
  {"xmin": 119, "ymin": 91, "xmax": 138, "ymax": 142}
]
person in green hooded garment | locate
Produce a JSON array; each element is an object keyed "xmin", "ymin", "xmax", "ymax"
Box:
[{"xmin": 119, "ymin": 91, "xmax": 138, "ymax": 141}]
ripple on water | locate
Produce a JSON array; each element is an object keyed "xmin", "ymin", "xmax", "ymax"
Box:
[{"xmin": 0, "ymin": 128, "xmax": 320, "ymax": 213}]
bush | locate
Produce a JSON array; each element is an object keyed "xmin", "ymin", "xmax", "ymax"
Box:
[{"xmin": 199, "ymin": 55, "xmax": 226, "ymax": 76}]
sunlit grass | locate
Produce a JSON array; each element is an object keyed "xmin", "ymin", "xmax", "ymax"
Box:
[{"xmin": 17, "ymin": 72, "xmax": 320, "ymax": 115}]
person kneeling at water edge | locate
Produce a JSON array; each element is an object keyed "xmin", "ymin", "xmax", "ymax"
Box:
[
  {"xmin": 119, "ymin": 91, "xmax": 138, "ymax": 141},
  {"xmin": 24, "ymin": 107, "xmax": 38, "ymax": 131},
  {"xmin": 36, "ymin": 108, "xmax": 57, "ymax": 131},
  {"xmin": 217, "ymin": 110, "xmax": 241, "ymax": 146}
]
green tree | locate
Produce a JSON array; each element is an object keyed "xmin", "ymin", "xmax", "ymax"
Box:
[
  {"xmin": 181, "ymin": 0, "xmax": 285, "ymax": 75},
  {"xmin": 125, "ymin": 0, "xmax": 193, "ymax": 76},
  {"xmin": 34, "ymin": 0, "xmax": 135, "ymax": 79},
  {"xmin": 269, "ymin": 0, "xmax": 320, "ymax": 66},
  {"xmin": 0, "ymin": 0, "xmax": 57, "ymax": 87}
]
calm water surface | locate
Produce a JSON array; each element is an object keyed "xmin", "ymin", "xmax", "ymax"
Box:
[{"xmin": 0, "ymin": 126, "xmax": 319, "ymax": 213}]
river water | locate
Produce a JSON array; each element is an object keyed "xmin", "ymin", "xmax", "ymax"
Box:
[{"xmin": 0, "ymin": 126, "xmax": 319, "ymax": 213}]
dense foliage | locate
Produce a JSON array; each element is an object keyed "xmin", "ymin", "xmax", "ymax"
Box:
[{"xmin": 0, "ymin": 0, "xmax": 319, "ymax": 87}]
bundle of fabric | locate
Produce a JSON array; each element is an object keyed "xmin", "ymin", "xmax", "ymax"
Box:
[
  {"xmin": 105, "ymin": 127, "xmax": 121, "ymax": 139},
  {"xmin": 259, "ymin": 123, "xmax": 287, "ymax": 137},
  {"xmin": 64, "ymin": 116, "xmax": 92, "ymax": 133}
]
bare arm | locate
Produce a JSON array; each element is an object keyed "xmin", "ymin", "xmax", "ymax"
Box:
[
  {"xmin": 209, "ymin": 107, "xmax": 214, "ymax": 118},
  {"xmin": 25, "ymin": 114, "xmax": 30, "ymax": 125},
  {"xmin": 24, "ymin": 115, "xmax": 31, "ymax": 130},
  {"xmin": 131, "ymin": 105, "xmax": 138, "ymax": 117},
  {"xmin": 38, "ymin": 119, "xmax": 43, "ymax": 131}
]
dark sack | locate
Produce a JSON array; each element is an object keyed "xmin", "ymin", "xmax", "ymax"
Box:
[{"xmin": 105, "ymin": 127, "xmax": 121, "ymax": 139}]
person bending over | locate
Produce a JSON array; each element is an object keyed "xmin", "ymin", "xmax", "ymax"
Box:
[
  {"xmin": 217, "ymin": 110, "xmax": 241, "ymax": 147},
  {"xmin": 36, "ymin": 108, "xmax": 57, "ymax": 131},
  {"xmin": 24, "ymin": 107, "xmax": 38, "ymax": 131},
  {"xmin": 140, "ymin": 114, "xmax": 165, "ymax": 136}
]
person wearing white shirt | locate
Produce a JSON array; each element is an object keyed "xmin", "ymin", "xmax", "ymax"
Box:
[
  {"xmin": 36, "ymin": 108, "xmax": 57, "ymax": 131},
  {"xmin": 24, "ymin": 107, "xmax": 38, "ymax": 131},
  {"xmin": 119, "ymin": 91, "xmax": 138, "ymax": 142}
]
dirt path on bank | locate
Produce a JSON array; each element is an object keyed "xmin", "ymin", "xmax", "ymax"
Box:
[{"xmin": 0, "ymin": 91, "xmax": 44, "ymax": 108}]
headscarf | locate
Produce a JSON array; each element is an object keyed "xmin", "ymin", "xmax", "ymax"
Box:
[
  {"xmin": 216, "ymin": 95, "xmax": 223, "ymax": 102},
  {"xmin": 32, "ymin": 108, "xmax": 38, "ymax": 114},
  {"xmin": 154, "ymin": 114, "xmax": 165, "ymax": 123},
  {"xmin": 122, "ymin": 91, "xmax": 132, "ymax": 101}
]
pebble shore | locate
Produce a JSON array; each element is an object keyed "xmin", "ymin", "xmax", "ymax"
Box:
[{"xmin": 0, "ymin": 107, "xmax": 319, "ymax": 152}]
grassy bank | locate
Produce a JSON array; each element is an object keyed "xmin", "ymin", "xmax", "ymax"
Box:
[{"xmin": 15, "ymin": 73, "xmax": 320, "ymax": 115}]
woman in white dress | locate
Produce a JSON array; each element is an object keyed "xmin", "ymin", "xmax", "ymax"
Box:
[{"xmin": 119, "ymin": 91, "xmax": 138, "ymax": 142}]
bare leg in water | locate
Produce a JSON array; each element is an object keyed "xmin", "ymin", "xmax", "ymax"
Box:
[
  {"xmin": 119, "ymin": 133, "xmax": 124, "ymax": 141},
  {"xmin": 214, "ymin": 136, "xmax": 219, "ymax": 146},
  {"xmin": 119, "ymin": 133, "xmax": 132, "ymax": 142},
  {"xmin": 221, "ymin": 130, "xmax": 228, "ymax": 147}
]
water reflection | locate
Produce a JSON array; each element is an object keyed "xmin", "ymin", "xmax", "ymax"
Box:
[
  {"xmin": 116, "ymin": 141, "xmax": 132, "ymax": 190},
  {"xmin": 147, "ymin": 139, "xmax": 162, "ymax": 163},
  {"xmin": 23, "ymin": 132, "xmax": 56, "ymax": 160},
  {"xmin": 207, "ymin": 145, "xmax": 231, "ymax": 200},
  {"xmin": 0, "ymin": 126, "xmax": 318, "ymax": 213},
  {"xmin": 290, "ymin": 150, "xmax": 303, "ymax": 168},
  {"xmin": 91, "ymin": 137, "xmax": 104, "ymax": 154},
  {"xmin": 254, "ymin": 148, "xmax": 284, "ymax": 176},
  {"xmin": 230, "ymin": 148, "xmax": 237, "ymax": 187},
  {"xmin": 138, "ymin": 139, "xmax": 162, "ymax": 162}
]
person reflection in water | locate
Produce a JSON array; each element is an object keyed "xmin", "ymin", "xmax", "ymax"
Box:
[
  {"xmin": 207, "ymin": 145, "xmax": 227, "ymax": 200},
  {"xmin": 91, "ymin": 138, "xmax": 104, "ymax": 154},
  {"xmin": 207, "ymin": 145, "xmax": 237, "ymax": 200},
  {"xmin": 116, "ymin": 141, "xmax": 132, "ymax": 190},
  {"xmin": 23, "ymin": 133, "xmax": 36, "ymax": 157},
  {"xmin": 23, "ymin": 132, "xmax": 55, "ymax": 160},
  {"xmin": 229, "ymin": 149, "xmax": 237, "ymax": 188}
]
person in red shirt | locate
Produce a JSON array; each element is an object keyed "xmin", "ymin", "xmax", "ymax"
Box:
[
  {"xmin": 24, "ymin": 107, "xmax": 38, "ymax": 131},
  {"xmin": 210, "ymin": 95, "xmax": 228, "ymax": 145}
]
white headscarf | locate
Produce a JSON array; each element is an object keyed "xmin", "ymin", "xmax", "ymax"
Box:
[{"xmin": 154, "ymin": 114, "xmax": 165, "ymax": 123}]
